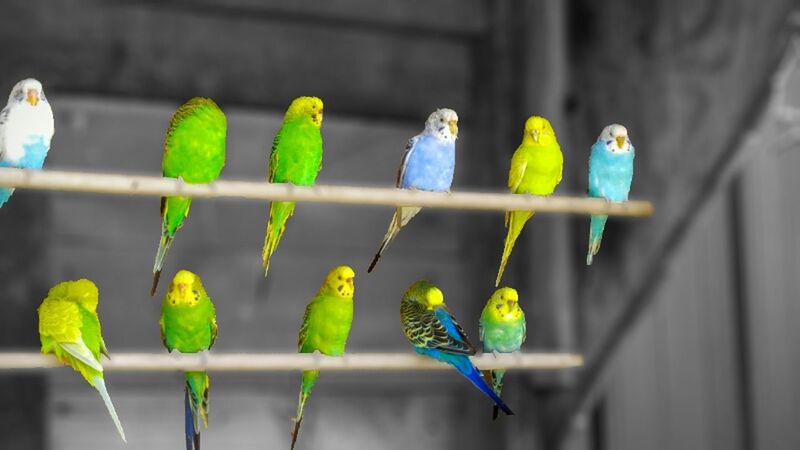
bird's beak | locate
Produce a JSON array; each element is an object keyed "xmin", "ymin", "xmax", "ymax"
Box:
[
  {"xmin": 507, "ymin": 300, "xmax": 516, "ymax": 309},
  {"xmin": 26, "ymin": 90, "xmax": 39, "ymax": 106},
  {"xmin": 448, "ymin": 120, "xmax": 458, "ymax": 136},
  {"xmin": 615, "ymin": 136, "xmax": 626, "ymax": 149},
  {"xmin": 312, "ymin": 109, "xmax": 323, "ymax": 125},
  {"xmin": 177, "ymin": 283, "xmax": 188, "ymax": 294},
  {"xmin": 531, "ymin": 129, "xmax": 540, "ymax": 143}
]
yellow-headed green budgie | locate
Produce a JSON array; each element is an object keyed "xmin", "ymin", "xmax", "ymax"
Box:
[
  {"xmin": 495, "ymin": 116, "xmax": 563, "ymax": 286},
  {"xmin": 160, "ymin": 270, "xmax": 218, "ymax": 450},
  {"xmin": 262, "ymin": 96, "xmax": 324, "ymax": 279},
  {"xmin": 151, "ymin": 98, "xmax": 227, "ymax": 296},
  {"xmin": 291, "ymin": 265, "xmax": 355, "ymax": 450},
  {"xmin": 38, "ymin": 279, "xmax": 126, "ymax": 442}
]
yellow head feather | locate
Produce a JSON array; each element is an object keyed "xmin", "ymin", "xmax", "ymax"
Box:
[
  {"xmin": 522, "ymin": 116, "xmax": 557, "ymax": 146},
  {"xmin": 485, "ymin": 287, "xmax": 524, "ymax": 322},
  {"xmin": 319, "ymin": 265, "xmax": 355, "ymax": 299},
  {"xmin": 166, "ymin": 270, "xmax": 207, "ymax": 307},
  {"xmin": 285, "ymin": 96, "xmax": 324, "ymax": 128},
  {"xmin": 423, "ymin": 286, "xmax": 444, "ymax": 309}
]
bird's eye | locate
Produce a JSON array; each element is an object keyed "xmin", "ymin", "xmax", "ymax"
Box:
[
  {"xmin": 495, "ymin": 304, "xmax": 503, "ymax": 310},
  {"xmin": 605, "ymin": 140, "xmax": 612, "ymax": 145}
]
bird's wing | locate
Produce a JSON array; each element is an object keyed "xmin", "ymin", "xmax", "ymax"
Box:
[
  {"xmin": 396, "ymin": 136, "xmax": 419, "ymax": 188},
  {"xmin": 268, "ymin": 130, "xmax": 281, "ymax": 183},
  {"xmin": 209, "ymin": 314, "xmax": 218, "ymax": 349},
  {"xmin": 0, "ymin": 105, "xmax": 9, "ymax": 160},
  {"xmin": 508, "ymin": 149, "xmax": 527, "ymax": 193},
  {"xmin": 297, "ymin": 300, "xmax": 314, "ymax": 351},
  {"xmin": 60, "ymin": 340, "xmax": 104, "ymax": 373},
  {"xmin": 402, "ymin": 299, "xmax": 475, "ymax": 355}
]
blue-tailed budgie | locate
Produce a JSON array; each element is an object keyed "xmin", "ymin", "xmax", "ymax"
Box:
[
  {"xmin": 0, "ymin": 78, "xmax": 54, "ymax": 208},
  {"xmin": 400, "ymin": 280, "xmax": 514, "ymax": 415},
  {"xmin": 587, "ymin": 124, "xmax": 634, "ymax": 265},
  {"xmin": 368, "ymin": 108, "xmax": 458, "ymax": 272},
  {"xmin": 479, "ymin": 287, "xmax": 526, "ymax": 419}
]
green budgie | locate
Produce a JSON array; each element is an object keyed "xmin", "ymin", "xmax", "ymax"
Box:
[
  {"xmin": 151, "ymin": 98, "xmax": 227, "ymax": 296},
  {"xmin": 479, "ymin": 287, "xmax": 526, "ymax": 419},
  {"xmin": 291, "ymin": 265, "xmax": 355, "ymax": 450},
  {"xmin": 38, "ymin": 279, "xmax": 126, "ymax": 442},
  {"xmin": 262, "ymin": 96, "xmax": 324, "ymax": 279},
  {"xmin": 160, "ymin": 270, "xmax": 218, "ymax": 450},
  {"xmin": 496, "ymin": 116, "xmax": 563, "ymax": 286}
]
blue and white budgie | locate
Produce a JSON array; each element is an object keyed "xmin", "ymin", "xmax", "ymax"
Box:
[
  {"xmin": 0, "ymin": 79, "xmax": 54, "ymax": 208},
  {"xmin": 587, "ymin": 124, "xmax": 634, "ymax": 265},
  {"xmin": 367, "ymin": 108, "xmax": 458, "ymax": 272}
]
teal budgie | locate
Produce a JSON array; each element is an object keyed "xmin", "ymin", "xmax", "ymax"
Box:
[
  {"xmin": 291, "ymin": 265, "xmax": 355, "ymax": 450},
  {"xmin": 587, "ymin": 124, "xmax": 634, "ymax": 265},
  {"xmin": 38, "ymin": 279, "xmax": 126, "ymax": 442},
  {"xmin": 151, "ymin": 98, "xmax": 227, "ymax": 296},
  {"xmin": 479, "ymin": 287, "xmax": 526, "ymax": 419},
  {"xmin": 400, "ymin": 280, "xmax": 513, "ymax": 415}
]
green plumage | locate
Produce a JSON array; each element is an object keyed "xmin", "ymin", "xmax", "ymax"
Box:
[
  {"xmin": 262, "ymin": 96, "xmax": 324, "ymax": 278},
  {"xmin": 291, "ymin": 266, "xmax": 355, "ymax": 450},
  {"xmin": 152, "ymin": 98, "xmax": 227, "ymax": 296},
  {"xmin": 160, "ymin": 270, "xmax": 218, "ymax": 450}
]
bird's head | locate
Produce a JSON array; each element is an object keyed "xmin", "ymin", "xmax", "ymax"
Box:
[
  {"xmin": 320, "ymin": 265, "xmax": 355, "ymax": 299},
  {"xmin": 599, "ymin": 123, "xmax": 632, "ymax": 153},
  {"xmin": 166, "ymin": 270, "xmax": 206, "ymax": 307},
  {"xmin": 485, "ymin": 287, "xmax": 523, "ymax": 322},
  {"xmin": 406, "ymin": 280, "xmax": 445, "ymax": 310},
  {"xmin": 286, "ymin": 96, "xmax": 324, "ymax": 128},
  {"xmin": 425, "ymin": 108, "xmax": 459, "ymax": 141},
  {"xmin": 8, "ymin": 78, "xmax": 47, "ymax": 107},
  {"xmin": 523, "ymin": 116, "xmax": 557, "ymax": 145}
]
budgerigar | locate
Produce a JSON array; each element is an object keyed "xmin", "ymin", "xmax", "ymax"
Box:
[
  {"xmin": 400, "ymin": 280, "xmax": 514, "ymax": 415},
  {"xmin": 586, "ymin": 124, "xmax": 634, "ymax": 265},
  {"xmin": 38, "ymin": 279, "xmax": 126, "ymax": 442},
  {"xmin": 160, "ymin": 270, "xmax": 218, "ymax": 450},
  {"xmin": 0, "ymin": 78, "xmax": 54, "ymax": 208},
  {"xmin": 291, "ymin": 265, "xmax": 355, "ymax": 450},
  {"xmin": 495, "ymin": 116, "xmax": 563, "ymax": 286},
  {"xmin": 367, "ymin": 108, "xmax": 458, "ymax": 273},
  {"xmin": 479, "ymin": 287, "xmax": 526, "ymax": 420},
  {"xmin": 151, "ymin": 98, "xmax": 227, "ymax": 296},
  {"xmin": 262, "ymin": 96, "xmax": 324, "ymax": 279}
]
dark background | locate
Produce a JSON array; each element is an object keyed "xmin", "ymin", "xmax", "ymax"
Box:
[{"xmin": 0, "ymin": 1, "xmax": 799, "ymax": 449}]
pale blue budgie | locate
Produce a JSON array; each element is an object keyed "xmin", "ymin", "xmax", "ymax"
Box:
[
  {"xmin": 368, "ymin": 108, "xmax": 458, "ymax": 272},
  {"xmin": 0, "ymin": 79, "xmax": 54, "ymax": 208},
  {"xmin": 587, "ymin": 124, "xmax": 634, "ymax": 265}
]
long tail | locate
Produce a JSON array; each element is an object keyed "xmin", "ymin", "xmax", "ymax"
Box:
[
  {"xmin": 291, "ymin": 370, "xmax": 320, "ymax": 450},
  {"xmin": 586, "ymin": 214, "xmax": 608, "ymax": 266},
  {"xmin": 185, "ymin": 371, "xmax": 210, "ymax": 450},
  {"xmin": 151, "ymin": 232, "xmax": 174, "ymax": 296},
  {"xmin": 91, "ymin": 375, "xmax": 127, "ymax": 442},
  {"xmin": 0, "ymin": 187, "xmax": 14, "ymax": 209},
  {"xmin": 482, "ymin": 369, "xmax": 507, "ymax": 420},
  {"xmin": 450, "ymin": 355, "xmax": 513, "ymax": 416},
  {"xmin": 367, "ymin": 207, "xmax": 421, "ymax": 273},
  {"xmin": 263, "ymin": 201, "xmax": 296, "ymax": 278},
  {"xmin": 495, "ymin": 210, "xmax": 534, "ymax": 287}
]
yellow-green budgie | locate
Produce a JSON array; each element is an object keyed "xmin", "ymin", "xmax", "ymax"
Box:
[
  {"xmin": 38, "ymin": 279, "xmax": 126, "ymax": 442},
  {"xmin": 495, "ymin": 116, "xmax": 563, "ymax": 286}
]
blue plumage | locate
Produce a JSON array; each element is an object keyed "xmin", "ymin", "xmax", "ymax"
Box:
[
  {"xmin": 399, "ymin": 134, "xmax": 455, "ymax": 192},
  {"xmin": 587, "ymin": 125, "xmax": 635, "ymax": 265}
]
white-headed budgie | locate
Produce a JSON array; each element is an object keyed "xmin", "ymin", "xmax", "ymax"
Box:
[
  {"xmin": 291, "ymin": 265, "xmax": 355, "ymax": 450},
  {"xmin": 0, "ymin": 78, "xmax": 54, "ymax": 208},
  {"xmin": 400, "ymin": 280, "xmax": 514, "ymax": 415},
  {"xmin": 586, "ymin": 124, "xmax": 634, "ymax": 265},
  {"xmin": 38, "ymin": 279, "xmax": 126, "ymax": 442},
  {"xmin": 367, "ymin": 108, "xmax": 458, "ymax": 273},
  {"xmin": 495, "ymin": 116, "xmax": 563, "ymax": 286},
  {"xmin": 479, "ymin": 287, "xmax": 526, "ymax": 420}
]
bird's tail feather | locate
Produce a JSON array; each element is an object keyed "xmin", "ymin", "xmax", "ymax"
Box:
[
  {"xmin": 451, "ymin": 356, "xmax": 513, "ymax": 416},
  {"xmin": 91, "ymin": 375, "xmax": 127, "ymax": 442},
  {"xmin": 484, "ymin": 369, "xmax": 507, "ymax": 420},
  {"xmin": 368, "ymin": 207, "xmax": 421, "ymax": 273},
  {"xmin": 185, "ymin": 371, "xmax": 209, "ymax": 450},
  {"xmin": 263, "ymin": 201, "xmax": 296, "ymax": 279},
  {"xmin": 496, "ymin": 210, "xmax": 534, "ymax": 286},
  {"xmin": 0, "ymin": 187, "xmax": 14, "ymax": 209},
  {"xmin": 291, "ymin": 370, "xmax": 320, "ymax": 450},
  {"xmin": 151, "ymin": 232, "xmax": 174, "ymax": 296},
  {"xmin": 586, "ymin": 214, "xmax": 608, "ymax": 266}
]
